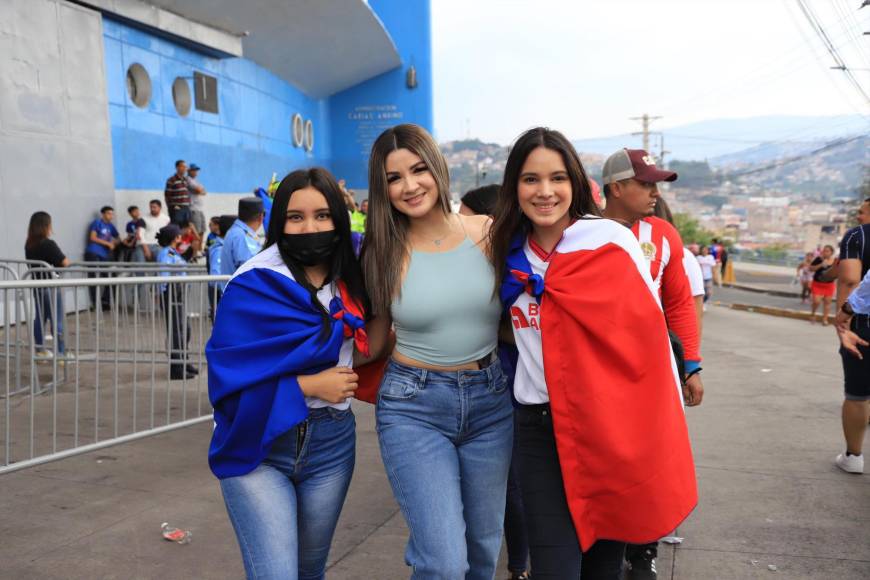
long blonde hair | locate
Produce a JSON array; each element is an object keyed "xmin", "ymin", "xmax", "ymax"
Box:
[{"xmin": 361, "ymin": 124, "xmax": 451, "ymax": 316}]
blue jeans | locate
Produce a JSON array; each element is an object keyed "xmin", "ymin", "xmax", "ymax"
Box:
[
  {"xmin": 376, "ymin": 359, "xmax": 514, "ymax": 579},
  {"xmin": 32, "ymin": 288, "xmax": 64, "ymax": 354},
  {"xmin": 219, "ymin": 407, "xmax": 356, "ymax": 580}
]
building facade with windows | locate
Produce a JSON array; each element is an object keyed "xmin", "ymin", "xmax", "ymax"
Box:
[{"xmin": 0, "ymin": 0, "xmax": 433, "ymax": 259}]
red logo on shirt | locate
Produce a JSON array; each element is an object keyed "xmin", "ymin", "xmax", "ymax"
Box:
[
  {"xmin": 512, "ymin": 304, "xmax": 540, "ymax": 330},
  {"xmin": 511, "ymin": 306, "xmax": 529, "ymax": 329}
]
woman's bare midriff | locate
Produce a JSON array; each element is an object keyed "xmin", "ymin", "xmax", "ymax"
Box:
[{"xmin": 391, "ymin": 349, "xmax": 482, "ymax": 372}]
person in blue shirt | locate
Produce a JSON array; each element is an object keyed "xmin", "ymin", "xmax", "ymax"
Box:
[
  {"xmin": 206, "ymin": 215, "xmax": 236, "ymax": 321},
  {"xmin": 157, "ymin": 224, "xmax": 196, "ymax": 381},
  {"xmin": 120, "ymin": 205, "xmax": 147, "ymax": 263},
  {"xmin": 220, "ymin": 197, "xmax": 264, "ymax": 276},
  {"xmin": 84, "ymin": 206, "xmax": 120, "ymax": 310},
  {"xmin": 205, "ymin": 216, "xmax": 221, "ymax": 251},
  {"xmin": 834, "ymin": 218, "xmax": 870, "ymax": 474}
]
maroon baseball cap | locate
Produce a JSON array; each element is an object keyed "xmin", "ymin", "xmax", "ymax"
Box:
[{"xmin": 602, "ymin": 148, "xmax": 677, "ymax": 184}]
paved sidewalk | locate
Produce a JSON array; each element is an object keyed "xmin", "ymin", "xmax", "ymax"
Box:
[{"xmin": 1, "ymin": 306, "xmax": 868, "ymax": 579}]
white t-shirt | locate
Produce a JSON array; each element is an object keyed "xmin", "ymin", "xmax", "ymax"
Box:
[
  {"xmin": 308, "ymin": 284, "xmax": 354, "ymax": 410},
  {"xmin": 697, "ymin": 254, "xmax": 716, "ymax": 281},
  {"xmin": 142, "ymin": 212, "xmax": 170, "ymax": 245},
  {"xmin": 188, "ymin": 177, "xmax": 206, "ymax": 210},
  {"xmin": 683, "ymin": 248, "xmax": 705, "ymax": 297},
  {"xmin": 510, "ymin": 242, "xmax": 551, "ymax": 405}
]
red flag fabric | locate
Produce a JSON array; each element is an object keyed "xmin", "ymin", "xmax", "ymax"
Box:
[{"xmin": 529, "ymin": 219, "xmax": 697, "ymax": 550}]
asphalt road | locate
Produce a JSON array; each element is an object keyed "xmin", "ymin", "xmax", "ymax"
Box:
[{"xmin": 2, "ymin": 306, "xmax": 867, "ymax": 579}]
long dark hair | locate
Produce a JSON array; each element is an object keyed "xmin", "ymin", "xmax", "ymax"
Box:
[
  {"xmin": 489, "ymin": 127, "xmax": 601, "ymax": 287},
  {"xmin": 263, "ymin": 168, "xmax": 370, "ymax": 333},
  {"xmin": 26, "ymin": 211, "xmax": 52, "ymax": 250},
  {"xmin": 361, "ymin": 124, "xmax": 452, "ymax": 316}
]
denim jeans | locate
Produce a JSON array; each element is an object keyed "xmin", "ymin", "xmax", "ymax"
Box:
[
  {"xmin": 376, "ymin": 359, "xmax": 514, "ymax": 579},
  {"xmin": 219, "ymin": 406, "xmax": 356, "ymax": 580},
  {"xmin": 168, "ymin": 205, "xmax": 191, "ymax": 226},
  {"xmin": 32, "ymin": 288, "xmax": 64, "ymax": 354}
]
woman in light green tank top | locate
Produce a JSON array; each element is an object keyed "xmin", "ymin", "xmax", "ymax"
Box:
[{"xmin": 360, "ymin": 124, "xmax": 513, "ymax": 579}]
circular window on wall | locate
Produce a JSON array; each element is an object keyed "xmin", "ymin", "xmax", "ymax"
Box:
[
  {"xmin": 172, "ymin": 77, "xmax": 191, "ymax": 117},
  {"xmin": 126, "ymin": 63, "xmax": 152, "ymax": 108},
  {"xmin": 292, "ymin": 114, "xmax": 304, "ymax": 147},
  {"xmin": 304, "ymin": 119, "xmax": 314, "ymax": 152}
]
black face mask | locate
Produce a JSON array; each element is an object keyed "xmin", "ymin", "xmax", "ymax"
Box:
[{"xmin": 278, "ymin": 230, "xmax": 340, "ymax": 267}]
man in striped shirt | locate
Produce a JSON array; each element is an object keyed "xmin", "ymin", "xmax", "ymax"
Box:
[
  {"xmin": 602, "ymin": 148, "xmax": 703, "ymax": 580},
  {"xmin": 165, "ymin": 159, "xmax": 192, "ymax": 226}
]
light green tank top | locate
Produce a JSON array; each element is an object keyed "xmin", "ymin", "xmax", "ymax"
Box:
[{"xmin": 391, "ymin": 237, "xmax": 500, "ymax": 366}]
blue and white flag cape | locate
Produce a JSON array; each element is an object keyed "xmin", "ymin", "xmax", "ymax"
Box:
[{"xmin": 206, "ymin": 245, "xmax": 367, "ymax": 479}]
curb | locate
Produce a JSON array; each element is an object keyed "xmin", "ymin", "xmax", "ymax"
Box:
[
  {"xmin": 723, "ymin": 282, "xmax": 801, "ymax": 299},
  {"xmin": 729, "ymin": 303, "xmax": 816, "ymax": 322}
]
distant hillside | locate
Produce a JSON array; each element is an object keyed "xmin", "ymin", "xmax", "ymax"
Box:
[
  {"xmin": 442, "ymin": 123, "xmax": 869, "ymax": 197},
  {"xmin": 719, "ymin": 134, "xmax": 870, "ymax": 197},
  {"xmin": 572, "ymin": 114, "xmax": 868, "ymax": 161}
]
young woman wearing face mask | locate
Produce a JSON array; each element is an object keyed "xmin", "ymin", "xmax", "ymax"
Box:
[
  {"xmin": 489, "ymin": 128, "xmax": 697, "ymax": 579},
  {"xmin": 361, "ymin": 124, "xmax": 513, "ymax": 579},
  {"xmin": 207, "ymin": 167, "xmax": 370, "ymax": 580}
]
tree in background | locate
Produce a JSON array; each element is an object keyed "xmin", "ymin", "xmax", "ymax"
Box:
[
  {"xmin": 668, "ymin": 160, "xmax": 719, "ymax": 189},
  {"xmin": 673, "ymin": 212, "xmax": 714, "ymax": 245}
]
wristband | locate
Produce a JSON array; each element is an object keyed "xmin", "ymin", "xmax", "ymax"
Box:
[
  {"xmin": 685, "ymin": 367, "xmax": 702, "ymax": 380},
  {"xmin": 841, "ymin": 302, "xmax": 854, "ymax": 316}
]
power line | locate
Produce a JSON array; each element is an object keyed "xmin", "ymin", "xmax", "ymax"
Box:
[
  {"xmin": 650, "ymin": 6, "xmax": 866, "ymax": 118},
  {"xmin": 728, "ymin": 133, "xmax": 866, "ymax": 177},
  {"xmin": 794, "ymin": 0, "xmax": 870, "ymax": 103}
]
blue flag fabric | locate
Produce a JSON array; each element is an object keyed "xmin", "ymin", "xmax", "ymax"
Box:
[
  {"xmin": 254, "ymin": 187, "xmax": 274, "ymax": 232},
  {"xmin": 206, "ymin": 267, "xmax": 344, "ymax": 479},
  {"xmin": 500, "ymin": 232, "xmax": 544, "ymax": 315}
]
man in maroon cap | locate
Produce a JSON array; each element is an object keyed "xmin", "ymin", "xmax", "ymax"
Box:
[{"xmin": 602, "ymin": 148, "xmax": 703, "ymax": 580}]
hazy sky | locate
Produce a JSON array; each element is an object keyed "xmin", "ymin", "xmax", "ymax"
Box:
[{"xmin": 430, "ymin": 0, "xmax": 870, "ymax": 144}]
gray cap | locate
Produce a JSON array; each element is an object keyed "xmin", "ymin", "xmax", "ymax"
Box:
[{"xmin": 602, "ymin": 148, "xmax": 677, "ymax": 185}]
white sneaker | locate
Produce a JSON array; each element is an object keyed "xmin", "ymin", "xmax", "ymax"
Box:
[
  {"xmin": 34, "ymin": 349, "xmax": 54, "ymax": 364},
  {"xmin": 835, "ymin": 453, "xmax": 864, "ymax": 474}
]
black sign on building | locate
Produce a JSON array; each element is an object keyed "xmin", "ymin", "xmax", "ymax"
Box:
[{"xmin": 194, "ymin": 71, "xmax": 219, "ymax": 114}]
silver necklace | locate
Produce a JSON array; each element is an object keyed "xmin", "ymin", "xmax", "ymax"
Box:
[{"xmin": 425, "ymin": 216, "xmax": 455, "ymax": 247}]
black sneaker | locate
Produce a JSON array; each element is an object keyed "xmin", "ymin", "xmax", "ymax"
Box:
[{"xmin": 626, "ymin": 547, "xmax": 657, "ymax": 580}]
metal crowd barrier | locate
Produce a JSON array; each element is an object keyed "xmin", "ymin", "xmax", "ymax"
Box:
[
  {"xmin": 0, "ymin": 274, "xmax": 229, "ymax": 474},
  {"xmin": 0, "ymin": 259, "xmax": 51, "ymax": 280}
]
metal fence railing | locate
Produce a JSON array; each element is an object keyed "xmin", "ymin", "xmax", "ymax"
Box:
[{"xmin": 0, "ymin": 273, "xmax": 229, "ymax": 474}]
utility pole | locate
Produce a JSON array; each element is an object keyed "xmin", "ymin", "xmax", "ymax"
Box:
[
  {"xmin": 659, "ymin": 133, "xmax": 670, "ymax": 168},
  {"xmin": 630, "ymin": 114, "xmax": 662, "ymax": 152}
]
